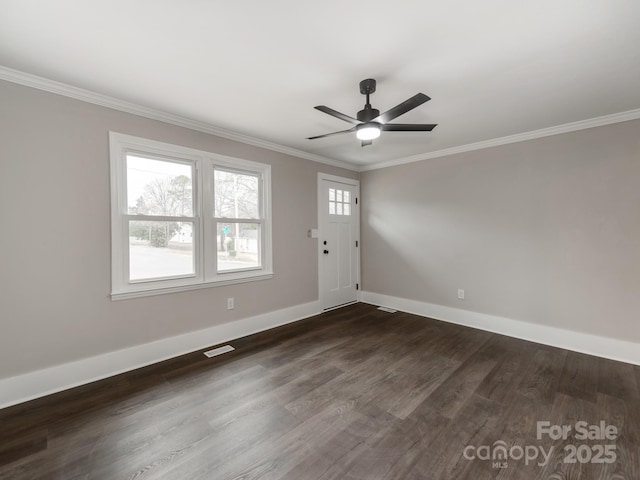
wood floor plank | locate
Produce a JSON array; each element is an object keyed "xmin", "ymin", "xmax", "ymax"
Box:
[
  {"xmin": 557, "ymin": 350, "xmax": 600, "ymax": 403},
  {"xmin": 476, "ymin": 350, "xmax": 532, "ymax": 405},
  {"xmin": 532, "ymin": 392, "xmax": 600, "ymax": 480},
  {"xmin": 384, "ymin": 351, "xmax": 461, "ymax": 419},
  {"xmin": 516, "ymin": 346, "xmax": 567, "ymax": 405},
  {"xmin": 595, "ymin": 393, "xmax": 640, "ymax": 480},
  {"xmin": 346, "ymin": 408, "xmax": 451, "ymax": 480},
  {"xmin": 149, "ymin": 404, "xmax": 301, "ymax": 480},
  {"xmin": 418, "ymin": 350, "xmax": 498, "ymax": 419},
  {"xmin": 597, "ymin": 357, "xmax": 640, "ymax": 400},
  {"xmin": 403, "ymin": 393, "xmax": 504, "ymax": 480},
  {"xmin": 0, "ymin": 429, "xmax": 47, "ymax": 469},
  {"xmin": 0, "ymin": 303, "xmax": 638, "ymax": 480},
  {"xmin": 200, "ymin": 398, "xmax": 392, "ymax": 480},
  {"xmin": 279, "ymin": 403, "xmax": 398, "ymax": 480}
]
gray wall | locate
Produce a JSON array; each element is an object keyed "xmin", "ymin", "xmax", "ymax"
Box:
[
  {"xmin": 361, "ymin": 119, "xmax": 640, "ymax": 343},
  {"xmin": 0, "ymin": 80, "xmax": 356, "ymax": 379},
  {"xmin": 2, "ymin": 77, "xmax": 638, "ymax": 383}
]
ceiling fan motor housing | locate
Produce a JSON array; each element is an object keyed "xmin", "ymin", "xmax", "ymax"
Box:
[{"xmin": 357, "ymin": 107, "xmax": 380, "ymax": 122}]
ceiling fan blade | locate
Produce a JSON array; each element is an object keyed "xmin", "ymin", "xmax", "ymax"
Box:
[
  {"xmin": 374, "ymin": 93, "xmax": 431, "ymax": 124},
  {"xmin": 314, "ymin": 106, "xmax": 361, "ymax": 125},
  {"xmin": 380, "ymin": 123, "xmax": 437, "ymax": 132},
  {"xmin": 361, "ymin": 140, "xmax": 373, "ymax": 147},
  {"xmin": 307, "ymin": 126, "xmax": 357, "ymax": 140}
]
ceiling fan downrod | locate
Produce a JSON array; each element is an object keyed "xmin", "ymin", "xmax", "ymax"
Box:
[{"xmin": 358, "ymin": 79, "xmax": 380, "ymax": 123}]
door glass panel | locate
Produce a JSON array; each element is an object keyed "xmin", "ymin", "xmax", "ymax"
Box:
[{"xmin": 328, "ymin": 187, "xmax": 352, "ymax": 216}]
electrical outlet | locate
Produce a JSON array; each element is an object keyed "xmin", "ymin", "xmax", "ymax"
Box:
[
  {"xmin": 457, "ymin": 289, "xmax": 465, "ymax": 300},
  {"xmin": 227, "ymin": 297, "xmax": 234, "ymax": 310}
]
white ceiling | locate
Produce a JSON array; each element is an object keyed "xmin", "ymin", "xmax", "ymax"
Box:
[{"xmin": 1, "ymin": 0, "xmax": 639, "ymax": 168}]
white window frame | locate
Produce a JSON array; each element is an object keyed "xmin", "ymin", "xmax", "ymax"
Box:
[{"xmin": 109, "ymin": 132, "xmax": 272, "ymax": 300}]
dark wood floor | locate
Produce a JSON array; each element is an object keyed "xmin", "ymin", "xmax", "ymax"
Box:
[{"xmin": 1, "ymin": 303, "xmax": 639, "ymax": 479}]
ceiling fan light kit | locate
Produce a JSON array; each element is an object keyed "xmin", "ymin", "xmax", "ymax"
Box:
[
  {"xmin": 308, "ymin": 78, "xmax": 437, "ymax": 147},
  {"xmin": 356, "ymin": 123, "xmax": 381, "ymax": 140}
]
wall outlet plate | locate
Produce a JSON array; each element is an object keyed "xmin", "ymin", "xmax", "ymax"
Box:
[{"xmin": 457, "ymin": 289, "xmax": 465, "ymax": 300}]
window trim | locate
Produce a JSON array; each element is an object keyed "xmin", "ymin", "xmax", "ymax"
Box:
[{"xmin": 109, "ymin": 132, "xmax": 273, "ymax": 300}]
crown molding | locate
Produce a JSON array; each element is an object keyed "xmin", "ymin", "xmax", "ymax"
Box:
[
  {"xmin": 0, "ymin": 66, "xmax": 357, "ymax": 172},
  {"xmin": 359, "ymin": 108, "xmax": 640, "ymax": 172},
  {"xmin": 3, "ymin": 66, "xmax": 639, "ymax": 174}
]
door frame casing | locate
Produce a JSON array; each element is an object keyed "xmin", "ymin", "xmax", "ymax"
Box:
[{"xmin": 317, "ymin": 173, "xmax": 361, "ymax": 310}]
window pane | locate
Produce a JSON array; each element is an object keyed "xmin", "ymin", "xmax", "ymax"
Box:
[
  {"xmin": 329, "ymin": 202, "xmax": 336, "ymax": 215},
  {"xmin": 336, "ymin": 190, "xmax": 343, "ymax": 202},
  {"xmin": 127, "ymin": 155, "xmax": 193, "ymax": 216},
  {"xmin": 329, "ymin": 188, "xmax": 335, "ymax": 201},
  {"xmin": 129, "ymin": 221, "xmax": 194, "ymax": 280},
  {"xmin": 344, "ymin": 204, "xmax": 351, "ymax": 216},
  {"xmin": 337, "ymin": 203, "xmax": 343, "ymax": 215},
  {"xmin": 344, "ymin": 191, "xmax": 350, "ymax": 203},
  {"xmin": 214, "ymin": 170, "xmax": 259, "ymax": 219},
  {"xmin": 217, "ymin": 222, "xmax": 261, "ymax": 272}
]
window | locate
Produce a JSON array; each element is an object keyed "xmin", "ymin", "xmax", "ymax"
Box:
[
  {"xmin": 110, "ymin": 133, "xmax": 272, "ymax": 299},
  {"xmin": 126, "ymin": 155, "xmax": 195, "ymax": 281},
  {"xmin": 214, "ymin": 169, "xmax": 262, "ymax": 272}
]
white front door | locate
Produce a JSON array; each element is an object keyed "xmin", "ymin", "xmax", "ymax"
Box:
[{"xmin": 318, "ymin": 174, "xmax": 359, "ymax": 310}]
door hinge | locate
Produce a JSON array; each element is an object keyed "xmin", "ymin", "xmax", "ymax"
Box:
[
  {"xmin": 355, "ymin": 240, "xmax": 358, "ymax": 247},
  {"xmin": 356, "ymin": 283, "xmax": 359, "ymax": 290}
]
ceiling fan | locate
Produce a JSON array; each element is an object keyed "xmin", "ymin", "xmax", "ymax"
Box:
[{"xmin": 307, "ymin": 78, "xmax": 437, "ymax": 147}]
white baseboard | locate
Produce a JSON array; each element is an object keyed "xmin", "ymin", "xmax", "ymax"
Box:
[
  {"xmin": 0, "ymin": 300, "xmax": 321, "ymax": 409},
  {"xmin": 360, "ymin": 291, "xmax": 640, "ymax": 366},
  {"xmin": 4, "ymin": 294, "xmax": 637, "ymax": 409}
]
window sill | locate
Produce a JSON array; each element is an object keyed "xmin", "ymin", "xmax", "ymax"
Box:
[{"xmin": 111, "ymin": 272, "xmax": 274, "ymax": 301}]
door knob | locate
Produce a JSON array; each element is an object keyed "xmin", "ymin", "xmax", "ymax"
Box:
[{"xmin": 323, "ymin": 249, "xmax": 329, "ymax": 254}]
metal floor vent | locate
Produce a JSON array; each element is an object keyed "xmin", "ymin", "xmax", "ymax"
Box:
[
  {"xmin": 203, "ymin": 345, "xmax": 235, "ymax": 358},
  {"xmin": 377, "ymin": 306, "xmax": 397, "ymax": 313}
]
